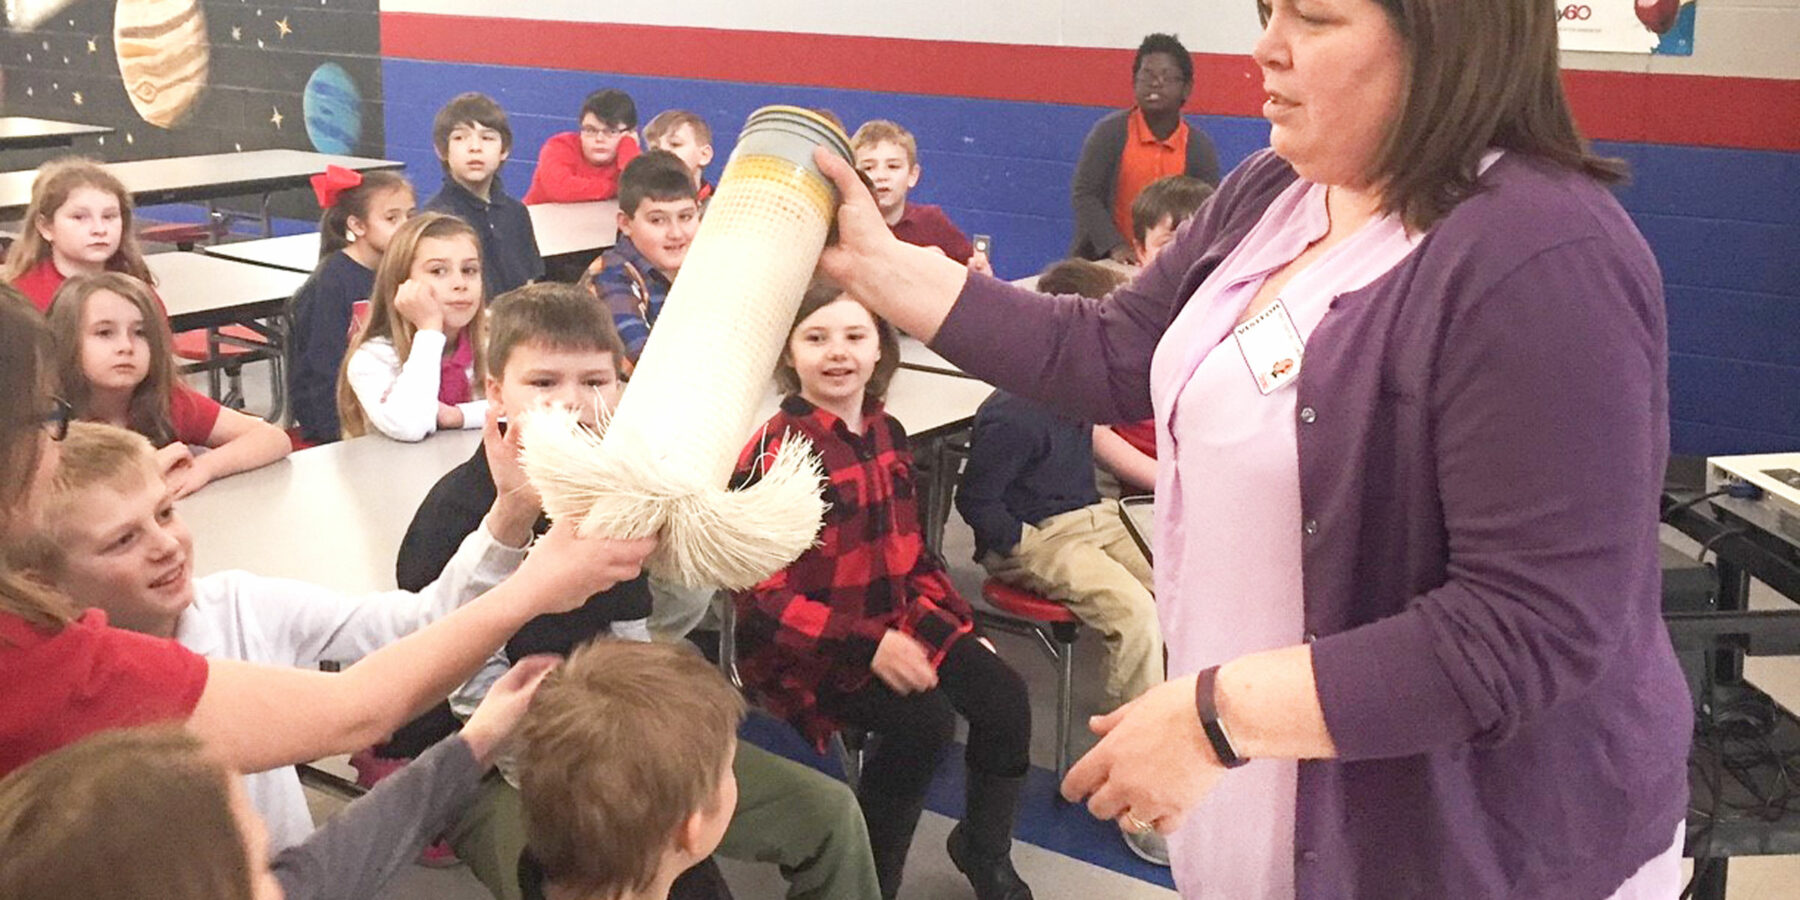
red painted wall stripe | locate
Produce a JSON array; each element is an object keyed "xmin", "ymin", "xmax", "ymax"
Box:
[{"xmin": 382, "ymin": 13, "xmax": 1800, "ymax": 152}]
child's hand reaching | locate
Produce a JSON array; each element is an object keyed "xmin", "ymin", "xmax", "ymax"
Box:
[
  {"xmin": 393, "ymin": 279, "xmax": 445, "ymax": 333},
  {"xmin": 460, "ymin": 654, "xmax": 560, "ymax": 767},
  {"xmin": 512, "ymin": 520, "xmax": 657, "ymax": 614},
  {"xmin": 484, "ymin": 406, "xmax": 542, "ymax": 547},
  {"xmin": 872, "ymin": 629, "xmax": 939, "ymax": 694},
  {"xmin": 967, "ymin": 250, "xmax": 993, "ymax": 276}
]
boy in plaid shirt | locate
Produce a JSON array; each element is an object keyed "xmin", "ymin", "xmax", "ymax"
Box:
[{"xmin": 733, "ymin": 282, "xmax": 1033, "ymax": 900}]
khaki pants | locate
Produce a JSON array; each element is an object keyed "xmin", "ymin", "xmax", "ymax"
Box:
[{"xmin": 982, "ymin": 499, "xmax": 1162, "ymax": 707}]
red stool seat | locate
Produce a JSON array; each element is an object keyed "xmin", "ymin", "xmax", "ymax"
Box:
[
  {"xmin": 981, "ymin": 580, "xmax": 1078, "ymax": 624},
  {"xmin": 173, "ymin": 325, "xmax": 269, "ymax": 359},
  {"xmin": 139, "ymin": 223, "xmax": 215, "ymax": 248}
]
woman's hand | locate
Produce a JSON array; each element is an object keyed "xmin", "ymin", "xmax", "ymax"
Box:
[
  {"xmin": 871, "ymin": 629, "xmax": 938, "ymax": 694},
  {"xmin": 814, "ymin": 147, "xmax": 897, "ymax": 289},
  {"xmin": 1108, "ymin": 244, "xmax": 1139, "ymax": 266},
  {"xmin": 967, "ymin": 250, "xmax": 994, "ymax": 277},
  {"xmin": 393, "ymin": 279, "xmax": 444, "ymax": 333},
  {"xmin": 460, "ymin": 654, "xmax": 560, "ymax": 767},
  {"xmin": 1061, "ymin": 673, "xmax": 1225, "ymax": 835},
  {"xmin": 483, "ymin": 406, "xmax": 541, "ymax": 548},
  {"xmin": 512, "ymin": 520, "xmax": 656, "ymax": 613}
]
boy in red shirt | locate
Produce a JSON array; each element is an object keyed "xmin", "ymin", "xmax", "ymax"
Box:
[
  {"xmin": 851, "ymin": 120, "xmax": 990, "ymax": 275},
  {"xmin": 523, "ymin": 89, "xmax": 642, "ymax": 204}
]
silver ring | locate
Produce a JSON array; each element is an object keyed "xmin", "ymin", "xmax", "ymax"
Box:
[{"xmin": 1124, "ymin": 812, "xmax": 1156, "ymax": 836}]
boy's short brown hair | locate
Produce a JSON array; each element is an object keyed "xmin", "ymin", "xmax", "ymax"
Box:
[
  {"xmin": 517, "ymin": 640, "xmax": 745, "ymax": 898},
  {"xmin": 1129, "ymin": 175, "xmax": 1214, "ymax": 245},
  {"xmin": 850, "ymin": 120, "xmax": 918, "ymax": 167},
  {"xmin": 1036, "ymin": 259, "xmax": 1128, "ymax": 300},
  {"xmin": 618, "ymin": 150, "xmax": 699, "ymax": 218},
  {"xmin": 643, "ymin": 109, "xmax": 712, "ymax": 148},
  {"xmin": 775, "ymin": 279, "xmax": 902, "ymax": 403},
  {"xmin": 432, "ymin": 92, "xmax": 514, "ymax": 167},
  {"xmin": 486, "ymin": 282, "xmax": 628, "ymax": 380}
]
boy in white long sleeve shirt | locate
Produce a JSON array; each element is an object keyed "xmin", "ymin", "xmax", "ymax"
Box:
[{"xmin": 25, "ymin": 419, "xmax": 542, "ymax": 851}]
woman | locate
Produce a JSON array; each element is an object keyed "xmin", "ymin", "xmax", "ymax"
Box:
[
  {"xmin": 0, "ymin": 291, "xmax": 653, "ymax": 779},
  {"xmin": 814, "ymin": 1, "xmax": 1690, "ymax": 896},
  {"xmin": 1068, "ymin": 32, "xmax": 1222, "ymax": 263}
]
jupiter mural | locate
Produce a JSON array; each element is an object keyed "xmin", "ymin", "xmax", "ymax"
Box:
[{"xmin": 1, "ymin": 0, "xmax": 384, "ymax": 161}]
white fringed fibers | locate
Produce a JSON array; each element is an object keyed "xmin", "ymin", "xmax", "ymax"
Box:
[{"xmin": 519, "ymin": 153, "xmax": 836, "ymax": 590}]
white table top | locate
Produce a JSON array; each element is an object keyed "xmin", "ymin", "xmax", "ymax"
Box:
[
  {"xmin": 201, "ymin": 233, "xmax": 322, "ymax": 274},
  {"xmin": 1, "ymin": 149, "xmax": 401, "ymax": 215},
  {"xmin": 147, "ymin": 251, "xmax": 310, "ymax": 331},
  {"xmin": 528, "ymin": 200, "xmax": 618, "ymax": 259},
  {"xmin": 0, "ymin": 116, "xmax": 112, "ymax": 149},
  {"xmin": 183, "ymin": 429, "xmax": 483, "ymax": 592},
  {"xmin": 183, "ymin": 368, "xmax": 991, "ymax": 591}
]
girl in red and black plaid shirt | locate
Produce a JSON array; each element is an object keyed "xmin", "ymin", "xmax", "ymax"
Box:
[{"xmin": 733, "ymin": 283, "xmax": 1033, "ymax": 900}]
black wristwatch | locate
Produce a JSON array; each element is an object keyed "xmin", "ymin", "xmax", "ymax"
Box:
[{"xmin": 1195, "ymin": 665, "xmax": 1249, "ymax": 768}]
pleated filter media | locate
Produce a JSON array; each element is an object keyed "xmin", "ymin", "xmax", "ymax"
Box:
[{"xmin": 522, "ymin": 107, "xmax": 850, "ymax": 590}]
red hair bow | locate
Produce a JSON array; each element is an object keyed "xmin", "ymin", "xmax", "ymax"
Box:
[{"xmin": 310, "ymin": 165, "xmax": 363, "ymax": 208}]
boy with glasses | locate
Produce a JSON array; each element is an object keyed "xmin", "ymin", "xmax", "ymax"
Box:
[{"xmin": 525, "ymin": 89, "xmax": 643, "ymax": 205}]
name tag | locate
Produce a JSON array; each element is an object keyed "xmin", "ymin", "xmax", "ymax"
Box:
[{"xmin": 1233, "ymin": 300, "xmax": 1305, "ymax": 395}]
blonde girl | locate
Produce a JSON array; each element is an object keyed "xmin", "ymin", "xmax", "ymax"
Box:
[
  {"xmin": 2, "ymin": 158, "xmax": 153, "ymax": 312},
  {"xmin": 336, "ymin": 213, "xmax": 488, "ymax": 441},
  {"xmin": 45, "ymin": 273, "xmax": 289, "ymax": 498}
]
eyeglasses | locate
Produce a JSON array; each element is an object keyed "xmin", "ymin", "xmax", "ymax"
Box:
[
  {"xmin": 580, "ymin": 124, "xmax": 633, "ymax": 139},
  {"xmin": 41, "ymin": 397, "xmax": 71, "ymax": 441},
  {"xmin": 1134, "ymin": 69, "xmax": 1189, "ymax": 88}
]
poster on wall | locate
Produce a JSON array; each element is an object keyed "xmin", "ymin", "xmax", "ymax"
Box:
[{"xmin": 1558, "ymin": 0, "xmax": 1697, "ymax": 55}]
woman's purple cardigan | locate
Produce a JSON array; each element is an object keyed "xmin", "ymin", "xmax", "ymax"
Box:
[{"xmin": 933, "ymin": 149, "xmax": 1692, "ymax": 898}]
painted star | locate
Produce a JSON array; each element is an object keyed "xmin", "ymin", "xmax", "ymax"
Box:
[
  {"xmin": 126, "ymin": 133, "xmax": 135, "ymax": 145},
  {"xmin": 275, "ymin": 17, "xmax": 292, "ymax": 38},
  {"xmin": 71, "ymin": 91, "xmax": 83, "ymax": 105},
  {"xmin": 232, "ymin": 25, "xmax": 242, "ymax": 41},
  {"xmin": 270, "ymin": 107, "xmax": 285, "ymax": 129},
  {"xmin": 257, "ymin": 38, "xmax": 266, "ymax": 49},
  {"xmin": 24, "ymin": 86, "xmax": 33, "ymax": 98},
  {"xmin": 86, "ymin": 38, "xmax": 96, "ymax": 54}
]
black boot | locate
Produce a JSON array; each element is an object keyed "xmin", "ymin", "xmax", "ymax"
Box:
[
  {"xmin": 947, "ymin": 769, "xmax": 1034, "ymax": 900},
  {"xmin": 858, "ymin": 787, "xmax": 927, "ymax": 900}
]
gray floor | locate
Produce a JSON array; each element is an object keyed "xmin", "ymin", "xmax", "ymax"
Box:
[{"xmin": 230, "ymin": 365, "xmax": 1800, "ymax": 898}]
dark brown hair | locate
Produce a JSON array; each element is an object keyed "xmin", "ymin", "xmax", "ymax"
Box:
[
  {"xmin": 335, "ymin": 213, "xmax": 488, "ymax": 438},
  {"xmin": 432, "ymin": 92, "xmax": 513, "ymax": 174},
  {"xmin": 487, "ymin": 282, "xmax": 628, "ymax": 380},
  {"xmin": 1258, "ymin": 0, "xmax": 1625, "ymax": 231},
  {"xmin": 0, "ymin": 293, "xmax": 78, "ymax": 629},
  {"xmin": 319, "ymin": 170, "xmax": 415, "ymax": 258},
  {"xmin": 45, "ymin": 273, "xmax": 182, "ymax": 447},
  {"xmin": 618, "ymin": 150, "xmax": 699, "ymax": 217},
  {"xmin": 518, "ymin": 640, "xmax": 744, "ymax": 898},
  {"xmin": 776, "ymin": 280, "xmax": 902, "ymax": 403},
  {"xmin": 0, "ymin": 727, "xmax": 255, "ymax": 900},
  {"xmin": 1037, "ymin": 258, "xmax": 1128, "ymax": 299},
  {"xmin": 1130, "ymin": 175, "xmax": 1215, "ymax": 244}
]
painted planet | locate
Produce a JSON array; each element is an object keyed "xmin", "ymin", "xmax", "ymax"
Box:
[
  {"xmin": 303, "ymin": 63, "xmax": 363, "ymax": 156},
  {"xmin": 114, "ymin": 0, "xmax": 210, "ymax": 129}
]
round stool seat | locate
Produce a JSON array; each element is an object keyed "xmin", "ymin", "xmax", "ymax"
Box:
[
  {"xmin": 173, "ymin": 325, "xmax": 269, "ymax": 360},
  {"xmin": 980, "ymin": 579, "xmax": 1078, "ymax": 624}
]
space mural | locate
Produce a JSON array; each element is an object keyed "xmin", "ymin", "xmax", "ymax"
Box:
[{"xmin": 1, "ymin": 0, "xmax": 384, "ymax": 162}]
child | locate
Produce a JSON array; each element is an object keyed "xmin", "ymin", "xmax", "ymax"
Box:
[
  {"xmin": 45, "ymin": 273, "xmax": 290, "ymax": 498},
  {"xmin": 29, "ymin": 419, "xmax": 540, "ymax": 853},
  {"xmin": 425, "ymin": 92, "xmax": 543, "ymax": 297},
  {"xmin": 588, "ymin": 151, "xmax": 700, "ymax": 365},
  {"xmin": 954, "ymin": 260, "xmax": 1164, "ymax": 865},
  {"xmin": 735, "ymin": 282, "xmax": 1033, "ymax": 900},
  {"xmin": 525, "ymin": 88, "xmax": 642, "ymax": 205},
  {"xmin": 0, "ymin": 658, "xmax": 557, "ymax": 900},
  {"xmin": 517, "ymin": 640, "xmax": 744, "ymax": 900},
  {"xmin": 643, "ymin": 109, "xmax": 716, "ymax": 201},
  {"xmin": 850, "ymin": 120, "xmax": 989, "ymax": 274},
  {"xmin": 1091, "ymin": 177, "xmax": 1216, "ymax": 494},
  {"xmin": 289, "ymin": 166, "xmax": 416, "ymax": 445},
  {"xmin": 336, "ymin": 212, "xmax": 489, "ymax": 442},
  {"xmin": 1, "ymin": 158, "xmax": 154, "ymax": 313},
  {"xmin": 393, "ymin": 283, "xmax": 878, "ymax": 900}
]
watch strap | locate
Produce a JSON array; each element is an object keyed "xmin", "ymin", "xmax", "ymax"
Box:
[{"xmin": 1195, "ymin": 664, "xmax": 1249, "ymax": 768}]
